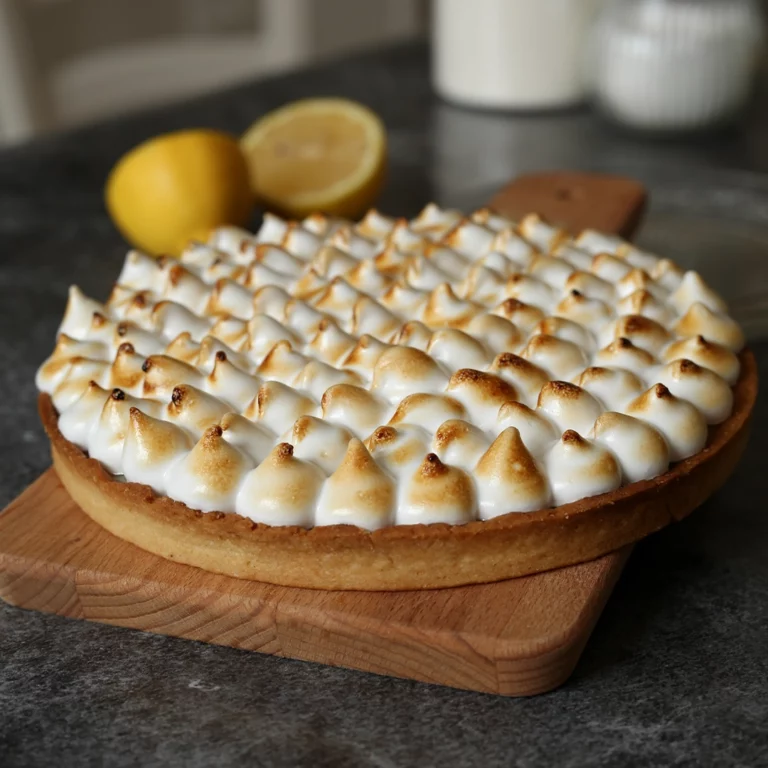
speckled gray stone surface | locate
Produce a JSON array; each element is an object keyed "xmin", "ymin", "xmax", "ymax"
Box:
[{"xmin": 1, "ymin": 44, "xmax": 767, "ymax": 767}]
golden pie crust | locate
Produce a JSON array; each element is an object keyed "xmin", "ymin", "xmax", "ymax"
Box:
[{"xmin": 40, "ymin": 348, "xmax": 757, "ymax": 590}]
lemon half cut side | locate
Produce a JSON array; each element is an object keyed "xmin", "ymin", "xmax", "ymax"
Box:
[{"xmin": 241, "ymin": 98, "xmax": 387, "ymax": 220}]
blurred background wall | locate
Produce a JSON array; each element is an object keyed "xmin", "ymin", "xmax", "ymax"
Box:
[{"xmin": 0, "ymin": 0, "xmax": 428, "ymax": 145}]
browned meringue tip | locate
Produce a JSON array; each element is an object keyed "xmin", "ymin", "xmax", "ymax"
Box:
[
  {"xmin": 476, "ymin": 426, "xmax": 541, "ymax": 474},
  {"xmin": 564, "ymin": 269, "xmax": 614, "ymax": 299},
  {"xmin": 201, "ymin": 424, "xmax": 224, "ymax": 441},
  {"xmin": 427, "ymin": 327, "xmax": 491, "ymax": 365},
  {"xmin": 613, "ymin": 314, "xmax": 670, "ymax": 352},
  {"xmin": 433, "ymin": 418, "xmax": 473, "ymax": 446},
  {"xmin": 346, "ymin": 257, "xmax": 393, "ymax": 292},
  {"xmin": 309, "ymin": 244, "xmax": 357, "ymax": 277},
  {"xmin": 662, "ymin": 334, "xmax": 740, "ymax": 383},
  {"xmin": 422, "ymin": 282, "xmax": 480, "ymax": 328},
  {"xmin": 491, "ymin": 297, "xmax": 545, "ymax": 329},
  {"xmin": 592, "ymin": 251, "xmax": 632, "ymax": 277},
  {"xmin": 351, "ymin": 295, "xmax": 400, "ymax": 337},
  {"xmin": 365, "ymin": 423, "xmax": 429, "ymax": 470},
  {"xmin": 372, "ymin": 345, "xmax": 445, "ymax": 387},
  {"xmin": 142, "ymin": 354, "xmax": 202, "ymax": 397},
  {"xmin": 321, "ymin": 382, "xmax": 382, "ymax": 412},
  {"xmin": 388, "ymin": 392, "xmax": 466, "ymax": 426},
  {"xmin": 257, "ymin": 340, "xmax": 302, "ymax": 376},
  {"xmin": 252, "ymin": 284, "xmax": 291, "ymax": 314},
  {"xmin": 366, "ymin": 425, "xmax": 398, "ymax": 449},
  {"xmin": 447, "ymin": 368, "xmax": 518, "ymax": 404},
  {"xmin": 674, "ymin": 301, "xmax": 745, "ymax": 351},
  {"xmin": 115, "ymin": 342, "xmax": 135, "ymax": 356},
  {"xmin": 561, "ymin": 429, "xmax": 588, "ymax": 446},
  {"xmin": 50, "ymin": 333, "xmax": 82, "ymax": 358},
  {"xmin": 164, "ymin": 332, "xmax": 200, "ymax": 365},
  {"xmin": 394, "ymin": 320, "xmax": 432, "ymax": 348},
  {"xmin": 521, "ymin": 333, "xmax": 587, "ymax": 377},
  {"xmin": 409, "ymin": 450, "xmax": 475, "ymax": 497},
  {"xmin": 599, "ymin": 337, "xmax": 655, "ymax": 365},
  {"xmin": 618, "ymin": 266, "xmax": 653, "ymax": 291},
  {"xmin": 617, "ymin": 287, "xmax": 668, "ymax": 317},
  {"xmin": 534, "ymin": 316, "xmax": 593, "ymax": 346},
  {"xmin": 336, "ymin": 437, "xmax": 381, "ymax": 475},
  {"xmin": 263, "ymin": 441, "xmax": 295, "ymax": 464},
  {"xmin": 250, "ymin": 379, "xmax": 314, "ymax": 420},
  {"xmin": 313, "ymin": 275, "xmax": 361, "ymax": 314},
  {"xmin": 536, "ymin": 380, "xmax": 583, "ymax": 406},
  {"xmin": 555, "ymin": 290, "xmax": 612, "ymax": 324},
  {"xmin": 110, "ymin": 343, "xmax": 144, "ymax": 391},
  {"xmin": 418, "ymin": 452, "xmax": 450, "ymax": 477},
  {"xmin": 374, "ymin": 244, "xmax": 409, "ymax": 276}
]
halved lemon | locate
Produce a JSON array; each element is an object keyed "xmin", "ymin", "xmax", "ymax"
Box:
[
  {"xmin": 241, "ymin": 98, "xmax": 387, "ymax": 220},
  {"xmin": 106, "ymin": 129, "xmax": 253, "ymax": 256}
]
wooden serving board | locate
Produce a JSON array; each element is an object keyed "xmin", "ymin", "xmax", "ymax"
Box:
[{"xmin": 0, "ymin": 173, "xmax": 646, "ymax": 697}]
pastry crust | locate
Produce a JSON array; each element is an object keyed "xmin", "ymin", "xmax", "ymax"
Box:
[{"xmin": 40, "ymin": 349, "xmax": 757, "ymax": 591}]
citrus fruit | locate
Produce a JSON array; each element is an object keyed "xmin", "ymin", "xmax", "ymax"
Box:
[
  {"xmin": 241, "ymin": 98, "xmax": 386, "ymax": 219},
  {"xmin": 105, "ymin": 129, "xmax": 253, "ymax": 256}
]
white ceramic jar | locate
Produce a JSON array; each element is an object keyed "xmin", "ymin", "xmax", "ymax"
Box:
[
  {"xmin": 432, "ymin": 0, "xmax": 606, "ymax": 110},
  {"xmin": 593, "ymin": 0, "xmax": 764, "ymax": 131}
]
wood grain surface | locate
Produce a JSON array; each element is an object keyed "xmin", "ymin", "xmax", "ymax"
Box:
[
  {"xmin": 0, "ymin": 173, "xmax": 647, "ymax": 696},
  {"xmin": 0, "ymin": 470, "xmax": 631, "ymax": 696}
]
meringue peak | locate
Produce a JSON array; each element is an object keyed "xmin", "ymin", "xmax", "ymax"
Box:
[{"xmin": 475, "ymin": 427, "xmax": 550, "ymax": 518}]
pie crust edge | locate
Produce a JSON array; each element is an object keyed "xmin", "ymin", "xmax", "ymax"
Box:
[{"xmin": 40, "ymin": 348, "xmax": 757, "ymax": 591}]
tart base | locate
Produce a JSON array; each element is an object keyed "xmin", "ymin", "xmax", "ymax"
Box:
[{"xmin": 40, "ymin": 349, "xmax": 757, "ymax": 591}]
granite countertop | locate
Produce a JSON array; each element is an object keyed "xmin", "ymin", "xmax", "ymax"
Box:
[{"xmin": 1, "ymin": 44, "xmax": 767, "ymax": 767}]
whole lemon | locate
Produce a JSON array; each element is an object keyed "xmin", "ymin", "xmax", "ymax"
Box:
[{"xmin": 105, "ymin": 129, "xmax": 253, "ymax": 256}]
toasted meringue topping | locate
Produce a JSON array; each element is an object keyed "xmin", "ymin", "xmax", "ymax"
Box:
[
  {"xmin": 366, "ymin": 423, "xmax": 431, "ymax": 475},
  {"xmin": 397, "ymin": 454, "xmax": 477, "ymax": 526},
  {"xmin": 122, "ymin": 407, "xmax": 193, "ymax": 493},
  {"xmin": 291, "ymin": 415, "xmax": 353, "ymax": 474},
  {"xmin": 491, "ymin": 297, "xmax": 546, "ymax": 332},
  {"xmin": 321, "ymin": 383, "xmax": 388, "ymax": 436},
  {"xmin": 496, "ymin": 401, "xmax": 559, "ymax": 457},
  {"xmin": 426, "ymin": 328, "xmax": 492, "ymax": 371},
  {"xmin": 475, "ymin": 428, "xmax": 550, "ymax": 518},
  {"xmin": 595, "ymin": 338, "xmax": 656, "ymax": 378},
  {"xmin": 51, "ymin": 358, "xmax": 110, "ymax": 411},
  {"xmin": 546, "ymin": 430, "xmax": 621, "ymax": 506},
  {"xmin": 661, "ymin": 335, "xmax": 740, "ymax": 385},
  {"xmin": 670, "ymin": 271, "xmax": 728, "ymax": 314},
  {"xmin": 316, "ymin": 439, "xmax": 395, "ymax": 529},
  {"xmin": 575, "ymin": 366, "xmax": 645, "ymax": 411},
  {"xmin": 235, "ymin": 443, "xmax": 324, "ymax": 527},
  {"xmin": 40, "ymin": 204, "xmax": 745, "ymax": 529},
  {"xmin": 247, "ymin": 380, "xmax": 317, "ymax": 434},
  {"xmin": 431, "ymin": 419, "xmax": 490, "ymax": 470},
  {"xmin": 372, "ymin": 346, "xmax": 448, "ymax": 401},
  {"xmin": 537, "ymin": 381, "xmax": 603, "ymax": 435},
  {"xmin": 58, "ymin": 381, "xmax": 111, "ymax": 448},
  {"xmin": 165, "ymin": 426, "xmax": 253, "ymax": 513},
  {"xmin": 388, "ymin": 393, "xmax": 466, "ymax": 431},
  {"xmin": 674, "ymin": 302, "xmax": 745, "ymax": 352},
  {"xmin": 219, "ymin": 412, "xmax": 275, "ymax": 463},
  {"xmin": 488, "ymin": 352, "xmax": 550, "ymax": 407},
  {"xmin": 626, "ymin": 384, "xmax": 707, "ymax": 461},
  {"xmin": 521, "ymin": 334, "xmax": 588, "ymax": 380},
  {"xmin": 446, "ymin": 369, "xmax": 518, "ymax": 429},
  {"xmin": 89, "ymin": 388, "xmax": 160, "ymax": 474},
  {"xmin": 591, "ymin": 412, "xmax": 669, "ymax": 484},
  {"xmin": 603, "ymin": 314, "xmax": 671, "ymax": 356},
  {"xmin": 656, "ymin": 359, "xmax": 733, "ymax": 424}
]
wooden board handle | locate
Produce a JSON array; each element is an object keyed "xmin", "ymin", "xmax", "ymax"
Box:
[{"xmin": 489, "ymin": 172, "xmax": 647, "ymax": 238}]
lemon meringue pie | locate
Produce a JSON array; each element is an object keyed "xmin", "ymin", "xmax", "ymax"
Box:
[{"xmin": 37, "ymin": 206, "xmax": 756, "ymax": 590}]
